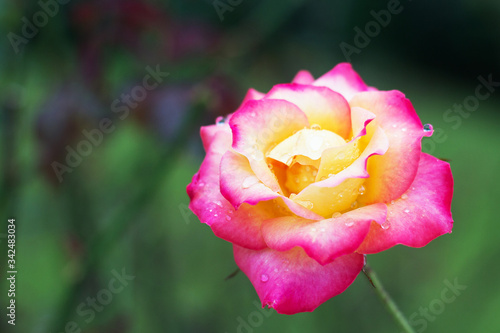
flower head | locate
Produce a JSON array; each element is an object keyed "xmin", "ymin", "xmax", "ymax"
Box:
[{"xmin": 187, "ymin": 63, "xmax": 454, "ymax": 314}]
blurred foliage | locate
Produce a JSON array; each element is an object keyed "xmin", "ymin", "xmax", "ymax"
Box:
[{"xmin": 1, "ymin": 0, "xmax": 499, "ymax": 332}]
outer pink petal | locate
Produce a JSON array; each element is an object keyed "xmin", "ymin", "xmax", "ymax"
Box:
[
  {"xmin": 350, "ymin": 107, "xmax": 376, "ymax": 141},
  {"xmin": 233, "ymin": 245, "xmax": 364, "ymax": 314},
  {"xmin": 292, "ymin": 70, "xmax": 315, "ymax": 84},
  {"xmin": 240, "ymin": 88, "xmax": 265, "ymax": 106},
  {"xmin": 261, "ymin": 203, "xmax": 387, "ymax": 265},
  {"xmin": 220, "ymin": 150, "xmax": 323, "ymax": 220},
  {"xmin": 357, "ymin": 153, "xmax": 454, "ymax": 254},
  {"xmin": 187, "ymin": 125, "xmax": 267, "ymax": 250},
  {"xmin": 265, "ymin": 83, "xmax": 351, "ymax": 138},
  {"xmin": 313, "ymin": 63, "xmax": 372, "ymax": 101},
  {"xmin": 350, "ymin": 91, "xmax": 427, "ymax": 205},
  {"xmin": 229, "ymin": 99, "xmax": 310, "ymax": 192}
]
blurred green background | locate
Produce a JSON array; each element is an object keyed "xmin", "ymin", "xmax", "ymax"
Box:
[{"xmin": 1, "ymin": 0, "xmax": 499, "ymax": 332}]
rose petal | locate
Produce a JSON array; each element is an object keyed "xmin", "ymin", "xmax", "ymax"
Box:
[
  {"xmin": 240, "ymin": 88, "xmax": 265, "ymax": 106},
  {"xmin": 230, "ymin": 99, "xmax": 310, "ymax": 192},
  {"xmin": 292, "ymin": 70, "xmax": 315, "ymax": 84},
  {"xmin": 187, "ymin": 126, "xmax": 268, "ymax": 250},
  {"xmin": 219, "ymin": 150, "xmax": 323, "ymax": 220},
  {"xmin": 293, "ymin": 127, "xmax": 389, "ymax": 217},
  {"xmin": 350, "ymin": 107, "xmax": 376, "ymax": 141},
  {"xmin": 313, "ymin": 63, "xmax": 372, "ymax": 101},
  {"xmin": 357, "ymin": 153, "xmax": 454, "ymax": 254},
  {"xmin": 265, "ymin": 84, "xmax": 351, "ymax": 137},
  {"xmin": 350, "ymin": 90, "xmax": 427, "ymax": 205},
  {"xmin": 262, "ymin": 203, "xmax": 387, "ymax": 265},
  {"xmin": 233, "ymin": 245, "xmax": 364, "ymax": 314}
]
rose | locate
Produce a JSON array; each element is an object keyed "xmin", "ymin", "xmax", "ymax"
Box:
[{"xmin": 187, "ymin": 63, "xmax": 454, "ymax": 314}]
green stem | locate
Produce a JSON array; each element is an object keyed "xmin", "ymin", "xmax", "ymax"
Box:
[{"xmin": 363, "ymin": 263, "xmax": 416, "ymax": 333}]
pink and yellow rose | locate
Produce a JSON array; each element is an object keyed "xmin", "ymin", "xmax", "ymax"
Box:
[{"xmin": 187, "ymin": 63, "xmax": 454, "ymax": 314}]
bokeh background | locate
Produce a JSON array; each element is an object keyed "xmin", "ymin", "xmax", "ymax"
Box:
[{"xmin": 1, "ymin": 0, "xmax": 500, "ymax": 332}]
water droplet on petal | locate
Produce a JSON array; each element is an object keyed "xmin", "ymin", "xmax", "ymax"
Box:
[
  {"xmin": 401, "ymin": 127, "xmax": 407, "ymax": 132},
  {"xmin": 260, "ymin": 274, "xmax": 269, "ymax": 282},
  {"xmin": 216, "ymin": 116, "xmax": 226, "ymax": 125},
  {"xmin": 423, "ymin": 123, "xmax": 433, "ymax": 132},
  {"xmin": 404, "ymin": 209, "xmax": 410, "ymax": 214},
  {"xmin": 390, "ymin": 200, "xmax": 395, "ymax": 205},
  {"xmin": 242, "ymin": 176, "xmax": 259, "ymax": 189},
  {"xmin": 381, "ymin": 221, "xmax": 390, "ymax": 230},
  {"xmin": 198, "ymin": 182, "xmax": 205, "ymax": 187},
  {"xmin": 267, "ymin": 163, "xmax": 273, "ymax": 170},
  {"xmin": 251, "ymin": 150, "xmax": 264, "ymax": 161},
  {"xmin": 214, "ymin": 200, "xmax": 223, "ymax": 207},
  {"xmin": 358, "ymin": 185, "xmax": 366, "ymax": 195},
  {"xmin": 345, "ymin": 220, "xmax": 354, "ymax": 227},
  {"xmin": 310, "ymin": 124, "xmax": 322, "ymax": 130},
  {"xmin": 350, "ymin": 201, "xmax": 358, "ymax": 209},
  {"xmin": 332, "ymin": 212, "xmax": 342, "ymax": 218},
  {"xmin": 401, "ymin": 194, "xmax": 408, "ymax": 200}
]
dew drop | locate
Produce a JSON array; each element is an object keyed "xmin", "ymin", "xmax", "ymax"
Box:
[
  {"xmin": 260, "ymin": 274, "xmax": 269, "ymax": 282},
  {"xmin": 312, "ymin": 170, "xmax": 318, "ymax": 177},
  {"xmin": 311, "ymin": 124, "xmax": 322, "ymax": 130},
  {"xmin": 345, "ymin": 220, "xmax": 354, "ymax": 227},
  {"xmin": 289, "ymin": 193, "xmax": 297, "ymax": 199},
  {"xmin": 358, "ymin": 185, "xmax": 366, "ymax": 195},
  {"xmin": 381, "ymin": 221, "xmax": 390, "ymax": 230},
  {"xmin": 423, "ymin": 123, "xmax": 433, "ymax": 132},
  {"xmin": 332, "ymin": 212, "xmax": 342, "ymax": 218},
  {"xmin": 339, "ymin": 193, "xmax": 343, "ymax": 198},
  {"xmin": 390, "ymin": 200, "xmax": 395, "ymax": 205},
  {"xmin": 198, "ymin": 182, "xmax": 205, "ymax": 187},
  {"xmin": 401, "ymin": 127, "xmax": 407, "ymax": 132},
  {"xmin": 242, "ymin": 176, "xmax": 259, "ymax": 189},
  {"xmin": 401, "ymin": 194, "xmax": 408, "ymax": 200},
  {"xmin": 214, "ymin": 200, "xmax": 223, "ymax": 207},
  {"xmin": 404, "ymin": 209, "xmax": 410, "ymax": 214},
  {"xmin": 251, "ymin": 150, "xmax": 264, "ymax": 161},
  {"xmin": 216, "ymin": 116, "xmax": 226, "ymax": 125},
  {"xmin": 350, "ymin": 201, "xmax": 358, "ymax": 209},
  {"xmin": 226, "ymin": 215, "xmax": 232, "ymax": 220},
  {"xmin": 267, "ymin": 163, "xmax": 273, "ymax": 170}
]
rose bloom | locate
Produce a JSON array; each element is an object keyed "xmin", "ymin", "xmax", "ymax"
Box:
[{"xmin": 187, "ymin": 63, "xmax": 454, "ymax": 314}]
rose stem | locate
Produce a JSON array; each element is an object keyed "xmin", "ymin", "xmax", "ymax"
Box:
[{"xmin": 362, "ymin": 263, "xmax": 416, "ymax": 333}]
